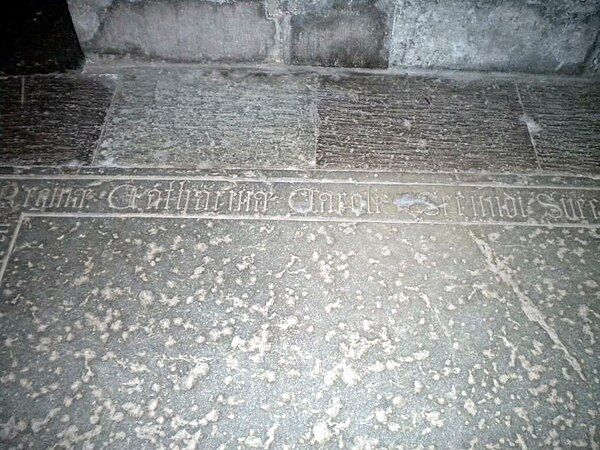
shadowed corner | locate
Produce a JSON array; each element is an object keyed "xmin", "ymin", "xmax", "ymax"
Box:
[{"xmin": 0, "ymin": 0, "xmax": 84, "ymax": 76}]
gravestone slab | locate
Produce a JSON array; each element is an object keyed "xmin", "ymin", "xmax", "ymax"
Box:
[{"xmin": 0, "ymin": 168, "xmax": 598, "ymax": 448}]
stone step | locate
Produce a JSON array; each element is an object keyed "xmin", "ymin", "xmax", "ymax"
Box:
[
  {"xmin": 67, "ymin": 0, "xmax": 600, "ymax": 75},
  {"xmin": 1, "ymin": 66, "xmax": 599, "ymax": 174}
]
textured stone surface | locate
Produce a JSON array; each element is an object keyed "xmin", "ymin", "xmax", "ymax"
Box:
[
  {"xmin": 68, "ymin": 0, "xmax": 394, "ymax": 68},
  {"xmin": 0, "ymin": 75, "xmax": 116, "ymax": 166},
  {"xmin": 290, "ymin": 4, "xmax": 389, "ymax": 68},
  {"xmin": 3, "ymin": 67, "xmax": 599, "ymax": 174},
  {"xmin": 75, "ymin": 0, "xmax": 277, "ymax": 63},
  {"xmin": 0, "ymin": 169, "xmax": 599, "ymax": 448},
  {"xmin": 585, "ymin": 31, "xmax": 600, "ymax": 74},
  {"xmin": 518, "ymin": 81, "xmax": 600, "ymax": 174},
  {"xmin": 66, "ymin": 0, "xmax": 600, "ymax": 74},
  {"xmin": 390, "ymin": 0, "xmax": 600, "ymax": 74},
  {"xmin": 96, "ymin": 69, "xmax": 317, "ymax": 168},
  {"xmin": 316, "ymin": 74, "xmax": 537, "ymax": 172},
  {"xmin": 0, "ymin": 0, "xmax": 83, "ymax": 75}
]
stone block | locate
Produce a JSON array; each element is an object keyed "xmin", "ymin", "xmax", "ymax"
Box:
[
  {"xmin": 69, "ymin": 0, "xmax": 277, "ymax": 63},
  {"xmin": 290, "ymin": 4, "xmax": 389, "ymax": 68},
  {"xmin": 518, "ymin": 81, "xmax": 600, "ymax": 173},
  {"xmin": 316, "ymin": 74, "xmax": 537, "ymax": 172},
  {"xmin": 391, "ymin": 0, "xmax": 600, "ymax": 74}
]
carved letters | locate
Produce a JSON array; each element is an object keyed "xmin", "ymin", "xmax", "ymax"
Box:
[
  {"xmin": 0, "ymin": 178, "xmax": 598, "ymax": 226},
  {"xmin": 0, "ymin": 183, "xmax": 91, "ymax": 210},
  {"xmin": 107, "ymin": 182, "xmax": 273, "ymax": 214},
  {"xmin": 288, "ymin": 187, "xmax": 381, "ymax": 215}
]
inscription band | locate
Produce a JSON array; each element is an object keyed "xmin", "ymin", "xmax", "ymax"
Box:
[{"xmin": 1, "ymin": 177, "xmax": 598, "ymax": 226}]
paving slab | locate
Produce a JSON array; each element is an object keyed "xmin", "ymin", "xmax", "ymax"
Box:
[
  {"xmin": 4, "ymin": 67, "xmax": 598, "ymax": 175},
  {"xmin": 316, "ymin": 75, "xmax": 539, "ymax": 172},
  {"xmin": 0, "ymin": 75, "xmax": 116, "ymax": 166},
  {"xmin": 0, "ymin": 168, "xmax": 598, "ymax": 448},
  {"xmin": 96, "ymin": 69, "xmax": 317, "ymax": 169},
  {"xmin": 517, "ymin": 81, "xmax": 600, "ymax": 174}
]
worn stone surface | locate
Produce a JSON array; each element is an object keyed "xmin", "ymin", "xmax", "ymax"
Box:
[
  {"xmin": 0, "ymin": 75, "xmax": 116, "ymax": 166},
  {"xmin": 67, "ymin": 0, "xmax": 394, "ymax": 68},
  {"xmin": 290, "ymin": 4, "xmax": 389, "ymax": 68},
  {"xmin": 96, "ymin": 69, "xmax": 317, "ymax": 168},
  {"xmin": 66, "ymin": 0, "xmax": 600, "ymax": 74},
  {"xmin": 316, "ymin": 74, "xmax": 538, "ymax": 172},
  {"xmin": 0, "ymin": 169, "xmax": 599, "ymax": 448},
  {"xmin": 71, "ymin": 0, "xmax": 277, "ymax": 63},
  {"xmin": 3, "ymin": 67, "xmax": 599, "ymax": 174},
  {"xmin": 518, "ymin": 81, "xmax": 600, "ymax": 174},
  {"xmin": 0, "ymin": 0, "xmax": 84, "ymax": 75},
  {"xmin": 390, "ymin": 0, "xmax": 600, "ymax": 74},
  {"xmin": 585, "ymin": 30, "xmax": 600, "ymax": 74}
]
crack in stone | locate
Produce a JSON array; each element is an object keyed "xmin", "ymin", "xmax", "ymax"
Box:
[{"xmin": 469, "ymin": 230, "xmax": 586, "ymax": 382}]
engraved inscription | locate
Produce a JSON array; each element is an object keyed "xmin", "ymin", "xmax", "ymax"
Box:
[
  {"xmin": 288, "ymin": 187, "xmax": 381, "ymax": 216},
  {"xmin": 22, "ymin": 186, "xmax": 92, "ymax": 210},
  {"xmin": 107, "ymin": 182, "xmax": 274, "ymax": 215},
  {"xmin": 0, "ymin": 183, "xmax": 19, "ymax": 208},
  {"xmin": 0, "ymin": 177, "xmax": 598, "ymax": 227},
  {"xmin": 1, "ymin": 182, "xmax": 91, "ymax": 210}
]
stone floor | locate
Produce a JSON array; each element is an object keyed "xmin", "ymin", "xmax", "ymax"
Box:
[
  {"xmin": 2, "ymin": 65, "xmax": 599, "ymax": 173},
  {"xmin": 0, "ymin": 65, "xmax": 599, "ymax": 449}
]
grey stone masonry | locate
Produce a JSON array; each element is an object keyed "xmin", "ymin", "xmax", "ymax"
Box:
[
  {"xmin": 390, "ymin": 0, "xmax": 600, "ymax": 75},
  {"xmin": 67, "ymin": 0, "xmax": 600, "ymax": 74}
]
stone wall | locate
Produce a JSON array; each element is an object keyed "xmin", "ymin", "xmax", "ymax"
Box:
[{"xmin": 67, "ymin": 0, "xmax": 600, "ymax": 75}]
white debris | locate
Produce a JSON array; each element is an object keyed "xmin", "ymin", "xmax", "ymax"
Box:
[
  {"xmin": 181, "ymin": 363, "xmax": 210, "ymax": 390},
  {"xmin": 264, "ymin": 423, "xmax": 279, "ymax": 449},
  {"xmin": 324, "ymin": 362, "xmax": 361, "ymax": 387},
  {"xmin": 326, "ymin": 398, "xmax": 342, "ymax": 418},
  {"xmin": 519, "ymin": 114, "xmax": 542, "ymax": 136},
  {"xmin": 464, "ymin": 399, "xmax": 477, "ymax": 416},
  {"xmin": 425, "ymin": 411, "xmax": 444, "ymax": 428},
  {"xmin": 374, "ymin": 409, "xmax": 388, "ymax": 424},
  {"xmin": 244, "ymin": 435, "xmax": 262, "ymax": 448},
  {"xmin": 312, "ymin": 421, "xmax": 332, "ymax": 444},
  {"xmin": 205, "ymin": 410, "xmax": 219, "ymax": 422}
]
